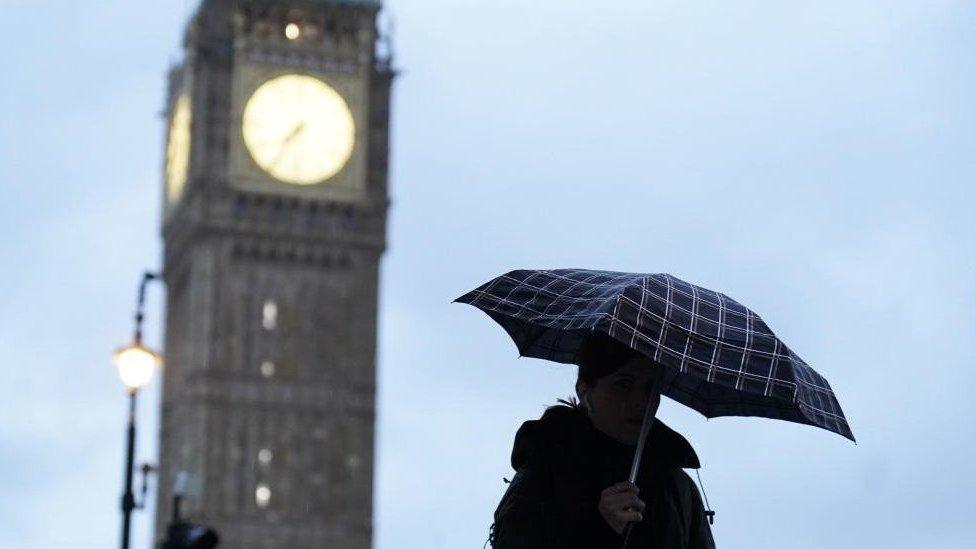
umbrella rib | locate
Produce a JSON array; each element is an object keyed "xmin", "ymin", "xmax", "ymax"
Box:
[
  {"xmin": 464, "ymin": 291, "xmax": 618, "ymax": 324},
  {"xmin": 681, "ymin": 282, "xmax": 701, "ymax": 375},
  {"xmin": 652, "ymin": 275, "xmax": 672, "ymax": 363}
]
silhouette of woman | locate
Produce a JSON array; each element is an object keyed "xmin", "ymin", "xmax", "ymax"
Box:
[{"xmin": 489, "ymin": 332, "xmax": 715, "ymax": 549}]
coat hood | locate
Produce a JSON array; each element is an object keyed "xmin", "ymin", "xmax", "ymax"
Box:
[{"xmin": 511, "ymin": 401, "xmax": 701, "ymax": 475}]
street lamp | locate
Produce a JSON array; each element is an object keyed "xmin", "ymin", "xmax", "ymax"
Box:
[
  {"xmin": 114, "ymin": 271, "xmax": 161, "ymax": 549},
  {"xmin": 114, "ymin": 344, "xmax": 161, "ymax": 392}
]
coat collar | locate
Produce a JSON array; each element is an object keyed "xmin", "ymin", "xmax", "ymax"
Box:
[{"xmin": 511, "ymin": 401, "xmax": 701, "ymax": 473}]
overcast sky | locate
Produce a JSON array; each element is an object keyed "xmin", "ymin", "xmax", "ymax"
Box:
[{"xmin": 1, "ymin": 1, "xmax": 974, "ymax": 547}]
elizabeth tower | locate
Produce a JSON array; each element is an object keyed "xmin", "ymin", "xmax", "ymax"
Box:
[{"xmin": 156, "ymin": 0, "xmax": 392, "ymax": 547}]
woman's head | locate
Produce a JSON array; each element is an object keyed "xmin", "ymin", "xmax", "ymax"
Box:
[{"xmin": 575, "ymin": 332, "xmax": 664, "ymax": 445}]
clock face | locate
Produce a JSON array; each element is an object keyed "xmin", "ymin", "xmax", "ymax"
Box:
[
  {"xmin": 165, "ymin": 93, "xmax": 192, "ymax": 203},
  {"xmin": 242, "ymin": 74, "xmax": 356, "ymax": 185}
]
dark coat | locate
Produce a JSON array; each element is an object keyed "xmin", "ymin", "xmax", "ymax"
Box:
[{"xmin": 489, "ymin": 403, "xmax": 715, "ymax": 549}]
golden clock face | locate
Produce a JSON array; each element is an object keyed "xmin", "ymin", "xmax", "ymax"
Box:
[
  {"xmin": 242, "ymin": 74, "xmax": 356, "ymax": 185},
  {"xmin": 165, "ymin": 93, "xmax": 192, "ymax": 203}
]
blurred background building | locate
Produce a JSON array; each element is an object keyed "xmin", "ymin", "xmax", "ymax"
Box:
[{"xmin": 155, "ymin": 1, "xmax": 393, "ymax": 546}]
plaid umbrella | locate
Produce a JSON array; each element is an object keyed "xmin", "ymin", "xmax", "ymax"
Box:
[{"xmin": 454, "ymin": 268, "xmax": 854, "ymax": 442}]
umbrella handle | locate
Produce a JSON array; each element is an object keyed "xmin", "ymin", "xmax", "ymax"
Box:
[{"xmin": 621, "ymin": 522, "xmax": 636, "ymax": 549}]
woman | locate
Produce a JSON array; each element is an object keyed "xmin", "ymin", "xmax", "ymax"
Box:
[{"xmin": 489, "ymin": 332, "xmax": 716, "ymax": 549}]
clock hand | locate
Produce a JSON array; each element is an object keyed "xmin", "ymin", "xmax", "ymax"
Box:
[
  {"xmin": 283, "ymin": 121, "xmax": 306, "ymax": 144},
  {"xmin": 270, "ymin": 122, "xmax": 307, "ymax": 167}
]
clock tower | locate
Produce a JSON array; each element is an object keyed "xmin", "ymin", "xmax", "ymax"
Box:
[{"xmin": 156, "ymin": 1, "xmax": 392, "ymax": 547}]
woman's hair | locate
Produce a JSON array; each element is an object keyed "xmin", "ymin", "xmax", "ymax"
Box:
[{"xmin": 576, "ymin": 331, "xmax": 642, "ymax": 386}]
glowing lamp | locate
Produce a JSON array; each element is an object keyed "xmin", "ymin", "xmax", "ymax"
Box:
[{"xmin": 113, "ymin": 344, "xmax": 161, "ymax": 391}]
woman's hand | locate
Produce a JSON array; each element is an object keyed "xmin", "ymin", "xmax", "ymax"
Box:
[{"xmin": 598, "ymin": 481, "xmax": 646, "ymax": 535}]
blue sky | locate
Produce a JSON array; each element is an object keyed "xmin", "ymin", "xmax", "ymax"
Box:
[{"xmin": 1, "ymin": 1, "xmax": 974, "ymax": 547}]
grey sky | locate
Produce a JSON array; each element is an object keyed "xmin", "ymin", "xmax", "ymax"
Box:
[{"xmin": 1, "ymin": 1, "xmax": 974, "ymax": 547}]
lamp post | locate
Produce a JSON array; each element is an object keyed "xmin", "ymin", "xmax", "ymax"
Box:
[{"xmin": 113, "ymin": 271, "xmax": 161, "ymax": 549}]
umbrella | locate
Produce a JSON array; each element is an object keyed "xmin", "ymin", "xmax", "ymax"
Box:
[{"xmin": 454, "ymin": 268, "xmax": 854, "ymax": 441}]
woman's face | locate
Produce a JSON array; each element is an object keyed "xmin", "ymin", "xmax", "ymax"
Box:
[{"xmin": 576, "ymin": 355, "xmax": 663, "ymax": 445}]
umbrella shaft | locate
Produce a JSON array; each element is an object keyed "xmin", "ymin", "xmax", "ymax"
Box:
[{"xmin": 628, "ymin": 379, "xmax": 661, "ymax": 483}]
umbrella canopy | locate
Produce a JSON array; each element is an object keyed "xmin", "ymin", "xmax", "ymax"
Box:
[{"xmin": 455, "ymin": 268, "xmax": 854, "ymax": 441}]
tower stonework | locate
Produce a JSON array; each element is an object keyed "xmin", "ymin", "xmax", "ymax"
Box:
[{"xmin": 155, "ymin": 1, "xmax": 392, "ymax": 547}]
